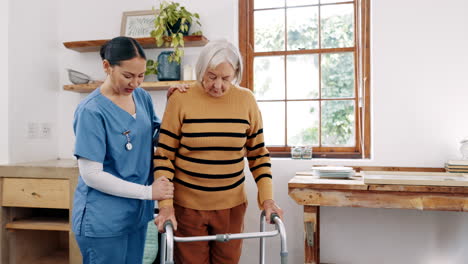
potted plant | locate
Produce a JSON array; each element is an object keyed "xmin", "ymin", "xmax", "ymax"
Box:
[{"xmin": 151, "ymin": 1, "xmax": 202, "ymax": 64}]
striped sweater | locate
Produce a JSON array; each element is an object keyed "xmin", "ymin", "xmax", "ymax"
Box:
[{"xmin": 153, "ymin": 82, "xmax": 273, "ymax": 210}]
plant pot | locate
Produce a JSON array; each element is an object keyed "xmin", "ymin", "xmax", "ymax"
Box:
[
  {"xmin": 167, "ymin": 19, "xmax": 191, "ymax": 36},
  {"xmin": 157, "ymin": 51, "xmax": 181, "ymax": 81}
]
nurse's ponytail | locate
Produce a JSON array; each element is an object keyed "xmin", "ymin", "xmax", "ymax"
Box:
[{"xmin": 100, "ymin": 36, "xmax": 147, "ymax": 66}]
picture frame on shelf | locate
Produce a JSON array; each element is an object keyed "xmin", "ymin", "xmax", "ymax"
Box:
[{"xmin": 120, "ymin": 10, "xmax": 158, "ymax": 38}]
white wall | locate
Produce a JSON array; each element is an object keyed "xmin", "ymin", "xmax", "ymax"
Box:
[
  {"xmin": 57, "ymin": 0, "xmax": 238, "ymax": 158},
  {"xmin": 370, "ymin": 0, "xmax": 468, "ymax": 167},
  {"xmin": 8, "ymin": 0, "xmax": 60, "ymax": 163},
  {"xmin": 0, "ymin": 0, "xmax": 9, "ymax": 164},
  {"xmin": 19, "ymin": 0, "xmax": 468, "ymax": 263}
]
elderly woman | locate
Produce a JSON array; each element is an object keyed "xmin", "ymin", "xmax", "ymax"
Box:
[{"xmin": 154, "ymin": 39, "xmax": 283, "ymax": 264}]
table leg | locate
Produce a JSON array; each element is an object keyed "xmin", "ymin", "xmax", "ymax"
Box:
[
  {"xmin": 304, "ymin": 205, "xmax": 320, "ymax": 264},
  {"xmin": 0, "ymin": 178, "xmax": 10, "ymax": 264}
]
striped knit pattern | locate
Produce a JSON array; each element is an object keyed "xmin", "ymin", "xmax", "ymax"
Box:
[{"xmin": 154, "ymin": 82, "xmax": 273, "ymax": 210}]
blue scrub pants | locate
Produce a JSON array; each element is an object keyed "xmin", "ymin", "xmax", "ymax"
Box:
[{"xmin": 75, "ymin": 224, "xmax": 148, "ymax": 264}]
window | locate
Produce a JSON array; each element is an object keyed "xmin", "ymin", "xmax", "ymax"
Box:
[{"xmin": 239, "ymin": 0, "xmax": 370, "ymax": 158}]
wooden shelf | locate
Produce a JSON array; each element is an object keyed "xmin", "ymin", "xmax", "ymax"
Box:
[
  {"xmin": 63, "ymin": 35, "xmax": 209, "ymax": 52},
  {"xmin": 36, "ymin": 250, "xmax": 68, "ymax": 264},
  {"xmin": 64, "ymin": 80, "xmax": 196, "ymax": 93},
  {"xmin": 6, "ymin": 218, "xmax": 69, "ymax": 231}
]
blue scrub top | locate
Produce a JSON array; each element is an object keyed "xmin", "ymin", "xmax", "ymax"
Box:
[{"xmin": 72, "ymin": 87, "xmax": 160, "ymax": 237}]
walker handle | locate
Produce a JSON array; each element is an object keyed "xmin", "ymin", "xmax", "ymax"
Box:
[
  {"xmin": 163, "ymin": 220, "xmax": 174, "ymax": 232},
  {"xmin": 270, "ymin": 213, "xmax": 280, "ymax": 224}
]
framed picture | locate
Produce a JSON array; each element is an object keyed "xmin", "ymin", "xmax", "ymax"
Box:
[{"xmin": 121, "ymin": 10, "xmax": 158, "ymax": 38}]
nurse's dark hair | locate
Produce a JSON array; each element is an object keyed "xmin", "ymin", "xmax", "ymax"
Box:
[{"xmin": 99, "ymin": 36, "xmax": 147, "ymax": 66}]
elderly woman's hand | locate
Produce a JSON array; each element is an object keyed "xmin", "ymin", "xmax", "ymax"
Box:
[
  {"xmin": 262, "ymin": 199, "xmax": 284, "ymax": 224},
  {"xmin": 167, "ymin": 83, "xmax": 190, "ymax": 99},
  {"xmin": 155, "ymin": 206, "xmax": 178, "ymax": 232}
]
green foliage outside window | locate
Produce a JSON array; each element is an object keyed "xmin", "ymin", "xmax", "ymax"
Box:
[{"xmin": 254, "ymin": 10, "xmax": 356, "ymax": 146}]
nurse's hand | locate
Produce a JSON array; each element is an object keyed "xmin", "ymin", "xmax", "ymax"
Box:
[
  {"xmin": 155, "ymin": 206, "xmax": 177, "ymax": 232},
  {"xmin": 262, "ymin": 199, "xmax": 284, "ymax": 224},
  {"xmin": 167, "ymin": 84, "xmax": 190, "ymax": 99},
  {"xmin": 152, "ymin": 177, "xmax": 174, "ymax": 200}
]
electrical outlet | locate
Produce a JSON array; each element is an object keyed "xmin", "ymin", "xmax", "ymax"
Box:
[
  {"xmin": 40, "ymin": 123, "xmax": 52, "ymax": 139},
  {"xmin": 27, "ymin": 122, "xmax": 39, "ymax": 139}
]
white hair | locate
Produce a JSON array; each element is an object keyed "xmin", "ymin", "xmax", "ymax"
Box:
[{"xmin": 195, "ymin": 39, "xmax": 243, "ymax": 85}]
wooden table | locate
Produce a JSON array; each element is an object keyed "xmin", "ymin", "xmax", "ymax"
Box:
[{"xmin": 288, "ymin": 174, "xmax": 468, "ymax": 264}]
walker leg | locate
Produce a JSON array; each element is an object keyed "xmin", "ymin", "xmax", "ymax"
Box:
[
  {"xmin": 165, "ymin": 222, "xmax": 175, "ymax": 264},
  {"xmin": 259, "ymin": 211, "xmax": 266, "ymax": 264},
  {"xmin": 160, "ymin": 233, "xmax": 166, "ymax": 264},
  {"xmin": 272, "ymin": 213, "xmax": 289, "ymax": 264}
]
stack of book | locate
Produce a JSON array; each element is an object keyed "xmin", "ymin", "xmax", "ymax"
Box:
[{"xmin": 445, "ymin": 160, "xmax": 468, "ymax": 173}]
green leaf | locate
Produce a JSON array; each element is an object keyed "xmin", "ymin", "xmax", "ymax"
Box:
[{"xmin": 157, "ymin": 38, "xmax": 164, "ymax": 47}]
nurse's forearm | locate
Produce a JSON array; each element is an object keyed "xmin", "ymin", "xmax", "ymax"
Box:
[{"xmin": 78, "ymin": 158, "xmax": 152, "ymax": 200}]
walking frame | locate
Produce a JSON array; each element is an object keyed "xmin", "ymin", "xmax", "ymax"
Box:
[{"xmin": 159, "ymin": 211, "xmax": 288, "ymax": 264}]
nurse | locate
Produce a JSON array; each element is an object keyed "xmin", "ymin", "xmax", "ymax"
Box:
[{"xmin": 72, "ymin": 36, "xmax": 174, "ymax": 264}]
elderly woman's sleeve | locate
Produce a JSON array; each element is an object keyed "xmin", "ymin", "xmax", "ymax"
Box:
[
  {"xmin": 153, "ymin": 95, "xmax": 183, "ymax": 208},
  {"xmin": 246, "ymin": 98, "xmax": 273, "ymax": 208}
]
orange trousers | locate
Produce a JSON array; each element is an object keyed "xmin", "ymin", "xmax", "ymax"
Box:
[{"xmin": 173, "ymin": 203, "xmax": 247, "ymax": 264}]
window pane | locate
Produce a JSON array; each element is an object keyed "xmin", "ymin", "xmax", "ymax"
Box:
[
  {"xmin": 321, "ymin": 100, "xmax": 355, "ymax": 146},
  {"xmin": 255, "ymin": 9, "xmax": 285, "ymax": 52},
  {"xmin": 287, "ymin": 54, "xmax": 319, "ymax": 99},
  {"xmin": 287, "ymin": 101, "xmax": 319, "ymax": 146},
  {"xmin": 287, "ymin": 0, "xmax": 319, "ymax": 7},
  {"xmin": 321, "ymin": 52, "xmax": 355, "ymax": 98},
  {"xmin": 287, "ymin": 6, "xmax": 319, "ymax": 50},
  {"xmin": 258, "ymin": 102, "xmax": 285, "ymax": 146},
  {"xmin": 320, "ymin": 4, "xmax": 354, "ymax": 48},
  {"xmin": 255, "ymin": 0, "xmax": 285, "ymax": 9},
  {"xmin": 254, "ymin": 56, "xmax": 285, "ymax": 100},
  {"xmin": 320, "ymin": 0, "xmax": 353, "ymax": 4}
]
